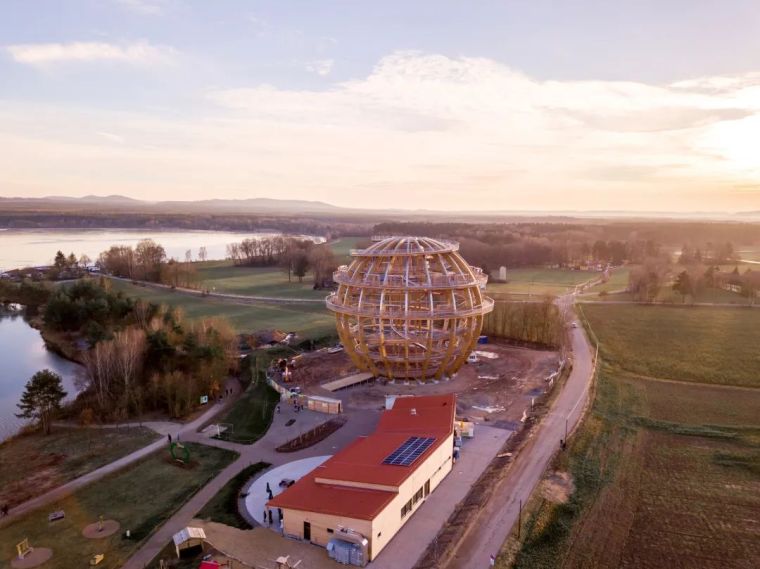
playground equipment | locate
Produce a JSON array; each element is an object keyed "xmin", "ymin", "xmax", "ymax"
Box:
[
  {"xmin": 16, "ymin": 539, "xmax": 31, "ymax": 560},
  {"xmin": 170, "ymin": 441, "xmax": 191, "ymax": 463}
]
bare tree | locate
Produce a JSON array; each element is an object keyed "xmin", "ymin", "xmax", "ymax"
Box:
[{"xmin": 198, "ymin": 246, "xmax": 208, "ymax": 262}]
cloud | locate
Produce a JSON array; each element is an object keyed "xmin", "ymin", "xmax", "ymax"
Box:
[
  {"xmin": 113, "ymin": 0, "xmax": 165, "ymax": 15},
  {"xmin": 6, "ymin": 41, "xmax": 177, "ymax": 66},
  {"xmin": 306, "ymin": 59, "xmax": 334, "ymax": 76},
  {"xmin": 2, "ymin": 51, "xmax": 760, "ymax": 211}
]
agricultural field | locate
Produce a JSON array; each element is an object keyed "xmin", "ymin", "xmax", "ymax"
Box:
[
  {"xmin": 0, "ymin": 426, "xmax": 159, "ymax": 509},
  {"xmin": 488, "ymin": 268, "xmax": 600, "ymax": 296},
  {"xmin": 506, "ymin": 303, "xmax": 760, "ymax": 569},
  {"xmin": 0, "ymin": 443, "xmax": 238, "ymax": 569},
  {"xmin": 108, "ymin": 279, "xmax": 336, "ymax": 339},
  {"xmin": 581, "ymin": 303, "xmax": 760, "ymax": 387},
  {"xmin": 587, "ymin": 285, "xmax": 752, "ymax": 305}
]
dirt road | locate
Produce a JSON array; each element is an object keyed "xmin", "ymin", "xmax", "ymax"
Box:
[{"xmin": 446, "ymin": 299, "xmax": 596, "ymax": 569}]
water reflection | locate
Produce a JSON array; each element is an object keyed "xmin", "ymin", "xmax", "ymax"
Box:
[{"xmin": 0, "ymin": 304, "xmax": 83, "ymax": 440}]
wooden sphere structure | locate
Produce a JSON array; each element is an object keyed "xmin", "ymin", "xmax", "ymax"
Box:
[{"xmin": 326, "ymin": 236, "xmax": 494, "ymax": 381}]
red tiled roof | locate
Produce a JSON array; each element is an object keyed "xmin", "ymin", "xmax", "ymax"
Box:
[{"xmin": 267, "ymin": 394, "xmax": 455, "ymax": 520}]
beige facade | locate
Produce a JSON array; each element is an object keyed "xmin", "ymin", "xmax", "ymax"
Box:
[{"xmin": 278, "ymin": 432, "xmax": 453, "ymax": 560}]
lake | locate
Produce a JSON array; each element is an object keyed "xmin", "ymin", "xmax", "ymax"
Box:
[
  {"xmin": 0, "ymin": 306, "xmax": 83, "ymax": 441},
  {"xmin": 0, "ymin": 228, "xmax": 323, "ymax": 271}
]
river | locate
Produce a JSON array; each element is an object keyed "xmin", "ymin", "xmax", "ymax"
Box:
[
  {"xmin": 0, "ymin": 228, "xmax": 323, "ymax": 271},
  {"xmin": 0, "ymin": 306, "xmax": 83, "ymax": 441}
]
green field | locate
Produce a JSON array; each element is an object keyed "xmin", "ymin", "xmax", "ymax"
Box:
[
  {"xmin": 506, "ymin": 303, "xmax": 760, "ymax": 569},
  {"xmin": 488, "ymin": 268, "xmax": 599, "ymax": 296},
  {"xmin": 108, "ymin": 279, "xmax": 335, "ymax": 338},
  {"xmin": 0, "ymin": 427, "xmax": 159, "ymax": 509},
  {"xmin": 0, "ymin": 443, "xmax": 238, "ymax": 568},
  {"xmin": 194, "ymin": 261, "xmax": 326, "ymax": 299},
  {"xmin": 214, "ymin": 374, "xmax": 280, "ymax": 444},
  {"xmin": 328, "ymin": 236, "xmax": 367, "ymax": 262},
  {"xmin": 584, "ymin": 266, "xmax": 631, "ymax": 294},
  {"xmin": 588, "ymin": 284, "xmax": 754, "ymax": 305},
  {"xmin": 581, "ymin": 304, "xmax": 760, "ymax": 387}
]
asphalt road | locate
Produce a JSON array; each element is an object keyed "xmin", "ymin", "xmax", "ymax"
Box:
[{"xmin": 446, "ymin": 298, "xmax": 596, "ymax": 569}]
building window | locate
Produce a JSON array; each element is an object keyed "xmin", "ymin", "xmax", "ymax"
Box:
[{"xmin": 401, "ymin": 498, "xmax": 413, "ymax": 519}]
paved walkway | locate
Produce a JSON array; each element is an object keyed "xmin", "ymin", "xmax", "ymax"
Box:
[
  {"xmin": 371, "ymin": 425, "xmax": 510, "ymax": 569},
  {"xmin": 0, "ymin": 395, "xmax": 236, "ymax": 527},
  {"xmin": 447, "ymin": 295, "xmax": 596, "ymax": 569},
  {"xmin": 122, "ymin": 404, "xmax": 380, "ymax": 569}
]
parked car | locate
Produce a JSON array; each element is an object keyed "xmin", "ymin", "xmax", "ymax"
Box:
[{"xmin": 467, "ymin": 353, "xmax": 479, "ymax": 364}]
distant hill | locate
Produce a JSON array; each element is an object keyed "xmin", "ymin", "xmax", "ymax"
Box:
[{"xmin": 0, "ymin": 195, "xmax": 344, "ymax": 214}]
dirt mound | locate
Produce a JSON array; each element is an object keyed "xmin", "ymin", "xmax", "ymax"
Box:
[{"xmin": 541, "ymin": 471, "xmax": 575, "ymax": 504}]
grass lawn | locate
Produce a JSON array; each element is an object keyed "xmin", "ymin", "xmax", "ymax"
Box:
[
  {"xmin": 504, "ymin": 303, "xmax": 760, "ymax": 569},
  {"xmin": 328, "ymin": 236, "xmax": 367, "ymax": 262},
  {"xmin": 0, "ymin": 443, "xmax": 238, "ymax": 569},
  {"xmin": 581, "ymin": 303, "xmax": 760, "ymax": 387},
  {"xmin": 0, "ymin": 426, "xmax": 159, "ymax": 509},
  {"xmin": 196, "ymin": 461, "xmax": 271, "ymax": 528},
  {"xmin": 194, "ymin": 261, "xmax": 326, "ymax": 300},
  {"xmin": 488, "ymin": 268, "xmax": 599, "ymax": 296},
  {"xmin": 108, "ymin": 279, "xmax": 336, "ymax": 338},
  {"xmin": 214, "ymin": 377, "xmax": 280, "ymax": 444},
  {"xmin": 585, "ymin": 265, "xmax": 631, "ymax": 294}
]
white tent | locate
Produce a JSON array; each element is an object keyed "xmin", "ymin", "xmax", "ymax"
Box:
[{"xmin": 172, "ymin": 527, "xmax": 206, "ymax": 558}]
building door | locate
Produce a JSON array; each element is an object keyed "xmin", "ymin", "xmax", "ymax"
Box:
[
  {"xmin": 424, "ymin": 479, "xmax": 431, "ymax": 497},
  {"xmin": 303, "ymin": 521, "xmax": 311, "ymax": 541}
]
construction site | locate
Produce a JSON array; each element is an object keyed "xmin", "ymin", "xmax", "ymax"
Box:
[{"xmin": 279, "ymin": 339, "xmax": 562, "ymax": 431}]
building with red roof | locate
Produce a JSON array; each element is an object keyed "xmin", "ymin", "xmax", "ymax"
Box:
[{"xmin": 267, "ymin": 394, "xmax": 456, "ymax": 562}]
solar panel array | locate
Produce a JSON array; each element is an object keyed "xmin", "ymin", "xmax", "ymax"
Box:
[{"xmin": 382, "ymin": 436, "xmax": 436, "ymax": 466}]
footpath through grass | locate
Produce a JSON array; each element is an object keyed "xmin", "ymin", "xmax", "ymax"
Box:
[
  {"xmin": 0, "ymin": 442, "xmax": 238, "ymax": 568},
  {"xmin": 196, "ymin": 461, "xmax": 271, "ymax": 529},
  {"xmin": 504, "ymin": 303, "xmax": 760, "ymax": 569},
  {"xmin": 0, "ymin": 426, "xmax": 159, "ymax": 509}
]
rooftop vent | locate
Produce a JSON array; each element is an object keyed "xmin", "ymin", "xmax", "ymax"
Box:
[{"xmin": 411, "ymin": 408, "xmax": 417, "ymax": 415}]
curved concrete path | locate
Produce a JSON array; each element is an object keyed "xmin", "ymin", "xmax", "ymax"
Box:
[{"xmin": 244, "ymin": 455, "xmax": 331, "ymax": 525}]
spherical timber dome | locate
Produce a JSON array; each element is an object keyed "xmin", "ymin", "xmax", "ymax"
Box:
[{"xmin": 326, "ymin": 236, "xmax": 494, "ymax": 381}]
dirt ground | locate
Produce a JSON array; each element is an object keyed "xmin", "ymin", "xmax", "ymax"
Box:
[
  {"xmin": 190, "ymin": 518, "xmax": 338, "ymax": 569},
  {"xmin": 285, "ymin": 340, "xmax": 561, "ymax": 430}
]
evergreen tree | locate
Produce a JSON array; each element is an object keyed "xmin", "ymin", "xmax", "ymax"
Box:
[{"xmin": 16, "ymin": 369, "xmax": 67, "ymax": 435}]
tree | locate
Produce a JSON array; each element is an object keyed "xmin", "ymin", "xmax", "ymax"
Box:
[
  {"xmin": 293, "ymin": 251, "xmax": 310, "ymax": 282},
  {"xmin": 79, "ymin": 253, "xmax": 92, "ymax": 269},
  {"xmin": 67, "ymin": 252, "xmax": 78, "ymax": 268},
  {"xmin": 198, "ymin": 246, "xmax": 208, "ymax": 262},
  {"xmin": 672, "ymin": 270, "xmax": 693, "ymax": 302},
  {"xmin": 53, "ymin": 250, "xmax": 66, "ymax": 270},
  {"xmin": 16, "ymin": 369, "xmax": 68, "ymax": 435}
]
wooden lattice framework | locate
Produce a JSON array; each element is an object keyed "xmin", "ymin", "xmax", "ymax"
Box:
[{"xmin": 326, "ymin": 236, "xmax": 494, "ymax": 381}]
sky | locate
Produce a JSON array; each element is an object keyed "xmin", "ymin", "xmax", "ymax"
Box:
[{"xmin": 1, "ymin": 0, "xmax": 760, "ymax": 212}]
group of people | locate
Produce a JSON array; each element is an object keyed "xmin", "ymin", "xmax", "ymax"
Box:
[{"xmin": 262, "ymin": 482, "xmax": 284, "ymax": 532}]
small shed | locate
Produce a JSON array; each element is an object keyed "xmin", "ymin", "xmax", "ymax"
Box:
[
  {"xmin": 306, "ymin": 395, "xmax": 343, "ymax": 414},
  {"xmin": 172, "ymin": 527, "xmax": 206, "ymax": 558}
]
